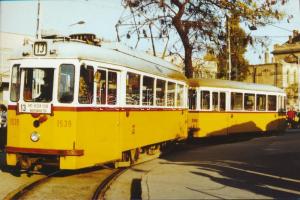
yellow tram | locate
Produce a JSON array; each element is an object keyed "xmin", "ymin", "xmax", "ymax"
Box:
[
  {"xmin": 188, "ymin": 78, "xmax": 286, "ymax": 138},
  {"xmin": 6, "ymin": 34, "xmax": 188, "ymax": 170}
]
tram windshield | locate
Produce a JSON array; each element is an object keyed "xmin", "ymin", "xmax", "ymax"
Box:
[{"xmin": 23, "ymin": 68, "xmax": 54, "ymax": 102}]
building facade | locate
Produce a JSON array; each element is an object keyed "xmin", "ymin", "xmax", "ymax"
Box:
[{"xmin": 244, "ymin": 30, "xmax": 300, "ymax": 109}]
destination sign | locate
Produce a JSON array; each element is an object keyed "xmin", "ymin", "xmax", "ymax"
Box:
[{"xmin": 19, "ymin": 103, "xmax": 52, "ymax": 114}]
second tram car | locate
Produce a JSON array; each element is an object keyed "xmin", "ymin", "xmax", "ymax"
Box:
[
  {"xmin": 6, "ymin": 34, "xmax": 188, "ymax": 170},
  {"xmin": 188, "ymin": 78, "xmax": 286, "ymax": 138}
]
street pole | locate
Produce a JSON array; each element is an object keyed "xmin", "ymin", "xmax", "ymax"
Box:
[{"xmin": 227, "ymin": 15, "xmax": 232, "ymax": 81}]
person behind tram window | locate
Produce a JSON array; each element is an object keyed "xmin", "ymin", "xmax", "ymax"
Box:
[
  {"xmin": 0, "ymin": 104, "xmax": 7, "ymax": 151},
  {"xmin": 287, "ymin": 107, "xmax": 296, "ymax": 128},
  {"xmin": 37, "ymin": 76, "xmax": 53, "ymax": 102}
]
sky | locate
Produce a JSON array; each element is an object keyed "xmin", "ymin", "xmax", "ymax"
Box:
[{"xmin": 0, "ymin": 0, "xmax": 300, "ymax": 65}]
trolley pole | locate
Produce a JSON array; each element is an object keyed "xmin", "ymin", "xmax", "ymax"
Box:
[
  {"xmin": 36, "ymin": 0, "xmax": 41, "ymax": 39},
  {"xmin": 227, "ymin": 15, "xmax": 232, "ymax": 81}
]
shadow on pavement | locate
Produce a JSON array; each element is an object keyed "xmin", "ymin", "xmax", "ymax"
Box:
[{"xmin": 161, "ymin": 131, "xmax": 300, "ymax": 199}]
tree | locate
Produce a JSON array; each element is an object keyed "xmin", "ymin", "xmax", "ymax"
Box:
[
  {"xmin": 118, "ymin": 0, "xmax": 288, "ymax": 78},
  {"xmin": 217, "ymin": 13, "xmax": 250, "ymax": 81}
]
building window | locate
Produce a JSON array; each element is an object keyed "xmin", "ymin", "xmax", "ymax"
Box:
[
  {"xmin": 79, "ymin": 65, "xmax": 94, "ymax": 104},
  {"xmin": 58, "ymin": 64, "xmax": 75, "ymax": 103},
  {"xmin": 156, "ymin": 79, "xmax": 166, "ymax": 106},
  {"xmin": 231, "ymin": 92, "xmax": 243, "ymax": 110},
  {"xmin": 201, "ymin": 90, "xmax": 210, "ymax": 110},
  {"xmin": 126, "ymin": 72, "xmax": 141, "ymax": 105},
  {"xmin": 244, "ymin": 93, "xmax": 255, "ymax": 111},
  {"xmin": 256, "ymin": 94, "xmax": 266, "ymax": 111},
  {"xmin": 10, "ymin": 64, "xmax": 21, "ymax": 102}
]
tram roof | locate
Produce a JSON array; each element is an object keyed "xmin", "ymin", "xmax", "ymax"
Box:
[
  {"xmin": 14, "ymin": 39, "xmax": 187, "ymax": 82},
  {"xmin": 189, "ymin": 78, "xmax": 285, "ymax": 93}
]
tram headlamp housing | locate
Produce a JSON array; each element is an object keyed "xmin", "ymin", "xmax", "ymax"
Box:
[{"xmin": 30, "ymin": 132, "xmax": 40, "ymax": 142}]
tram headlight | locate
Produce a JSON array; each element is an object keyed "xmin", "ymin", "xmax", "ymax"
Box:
[{"xmin": 30, "ymin": 132, "xmax": 40, "ymax": 142}]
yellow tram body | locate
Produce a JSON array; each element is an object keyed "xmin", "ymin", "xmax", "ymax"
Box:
[
  {"xmin": 188, "ymin": 78, "xmax": 286, "ymax": 138},
  {"xmin": 6, "ymin": 36, "xmax": 187, "ymax": 170}
]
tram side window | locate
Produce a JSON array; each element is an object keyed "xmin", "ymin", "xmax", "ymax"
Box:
[
  {"xmin": 188, "ymin": 89, "xmax": 197, "ymax": 110},
  {"xmin": 177, "ymin": 84, "xmax": 184, "ymax": 107},
  {"xmin": 10, "ymin": 64, "xmax": 21, "ymax": 102},
  {"xmin": 201, "ymin": 90, "xmax": 210, "ymax": 110},
  {"xmin": 212, "ymin": 92, "xmax": 219, "ymax": 111},
  {"xmin": 142, "ymin": 76, "xmax": 154, "ymax": 106},
  {"xmin": 126, "ymin": 72, "xmax": 140, "ymax": 105},
  {"xmin": 167, "ymin": 82, "xmax": 176, "ymax": 107},
  {"xmin": 244, "ymin": 93, "xmax": 255, "ymax": 111},
  {"xmin": 231, "ymin": 92, "xmax": 243, "ymax": 110},
  {"xmin": 156, "ymin": 79, "xmax": 166, "ymax": 106},
  {"xmin": 268, "ymin": 95, "xmax": 277, "ymax": 111},
  {"xmin": 79, "ymin": 65, "xmax": 94, "ymax": 104},
  {"xmin": 220, "ymin": 92, "xmax": 226, "ymax": 111},
  {"xmin": 256, "ymin": 94, "xmax": 266, "ymax": 111},
  {"xmin": 58, "ymin": 64, "xmax": 75, "ymax": 103},
  {"xmin": 95, "ymin": 69, "xmax": 106, "ymax": 104},
  {"xmin": 107, "ymin": 71, "xmax": 117, "ymax": 105}
]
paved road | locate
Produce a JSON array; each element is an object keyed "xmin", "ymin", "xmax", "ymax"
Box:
[{"xmin": 107, "ymin": 131, "xmax": 300, "ymax": 199}]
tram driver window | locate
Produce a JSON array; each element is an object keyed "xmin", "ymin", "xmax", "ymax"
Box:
[
  {"xmin": 142, "ymin": 76, "xmax": 154, "ymax": 106},
  {"xmin": 156, "ymin": 79, "xmax": 166, "ymax": 106},
  {"xmin": 79, "ymin": 65, "xmax": 94, "ymax": 104},
  {"xmin": 268, "ymin": 95, "xmax": 277, "ymax": 111},
  {"xmin": 126, "ymin": 72, "xmax": 141, "ymax": 105},
  {"xmin": 256, "ymin": 94, "xmax": 266, "ymax": 111},
  {"xmin": 23, "ymin": 68, "xmax": 54, "ymax": 102},
  {"xmin": 58, "ymin": 64, "xmax": 75, "ymax": 103},
  {"xmin": 10, "ymin": 64, "xmax": 21, "ymax": 102},
  {"xmin": 231, "ymin": 92, "xmax": 243, "ymax": 110},
  {"xmin": 167, "ymin": 82, "xmax": 176, "ymax": 107},
  {"xmin": 244, "ymin": 93, "xmax": 255, "ymax": 111},
  {"xmin": 212, "ymin": 92, "xmax": 219, "ymax": 111},
  {"xmin": 201, "ymin": 90, "xmax": 210, "ymax": 110}
]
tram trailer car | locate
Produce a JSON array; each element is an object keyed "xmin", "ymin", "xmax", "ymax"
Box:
[
  {"xmin": 6, "ymin": 34, "xmax": 188, "ymax": 170},
  {"xmin": 188, "ymin": 78, "xmax": 286, "ymax": 138}
]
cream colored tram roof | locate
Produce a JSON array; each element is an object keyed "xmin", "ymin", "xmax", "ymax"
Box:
[
  {"xmin": 189, "ymin": 78, "xmax": 285, "ymax": 93},
  {"xmin": 16, "ymin": 40, "xmax": 187, "ymax": 82}
]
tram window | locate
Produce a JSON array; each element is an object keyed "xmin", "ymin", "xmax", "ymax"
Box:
[
  {"xmin": 156, "ymin": 79, "xmax": 166, "ymax": 106},
  {"xmin": 231, "ymin": 92, "xmax": 243, "ymax": 110},
  {"xmin": 58, "ymin": 64, "xmax": 75, "ymax": 103},
  {"xmin": 212, "ymin": 92, "xmax": 218, "ymax": 111},
  {"xmin": 256, "ymin": 94, "xmax": 266, "ymax": 111},
  {"xmin": 108, "ymin": 71, "xmax": 117, "ymax": 105},
  {"xmin": 177, "ymin": 84, "xmax": 184, "ymax": 107},
  {"xmin": 10, "ymin": 64, "xmax": 21, "ymax": 102},
  {"xmin": 126, "ymin": 72, "xmax": 140, "ymax": 105},
  {"xmin": 268, "ymin": 95, "xmax": 277, "ymax": 111},
  {"xmin": 244, "ymin": 93, "xmax": 255, "ymax": 111},
  {"xmin": 79, "ymin": 65, "xmax": 94, "ymax": 104},
  {"xmin": 23, "ymin": 68, "xmax": 54, "ymax": 102},
  {"xmin": 167, "ymin": 82, "xmax": 176, "ymax": 107},
  {"xmin": 188, "ymin": 89, "xmax": 197, "ymax": 110},
  {"xmin": 95, "ymin": 70, "xmax": 107, "ymax": 104},
  {"xmin": 220, "ymin": 92, "xmax": 226, "ymax": 111},
  {"xmin": 142, "ymin": 76, "xmax": 154, "ymax": 106},
  {"xmin": 201, "ymin": 90, "xmax": 210, "ymax": 110}
]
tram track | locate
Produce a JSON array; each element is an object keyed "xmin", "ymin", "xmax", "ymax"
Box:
[{"xmin": 3, "ymin": 166, "xmax": 128, "ymax": 200}]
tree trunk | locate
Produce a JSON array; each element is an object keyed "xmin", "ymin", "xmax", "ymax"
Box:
[{"xmin": 184, "ymin": 45, "xmax": 193, "ymax": 78}]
